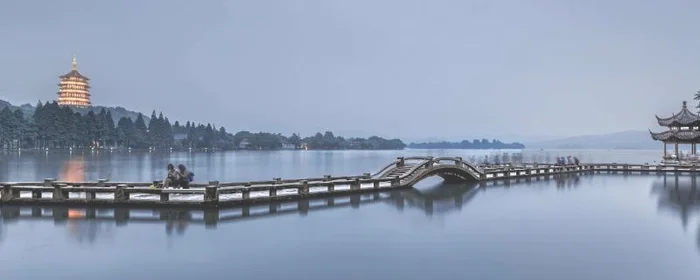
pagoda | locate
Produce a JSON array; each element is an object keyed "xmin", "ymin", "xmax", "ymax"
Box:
[
  {"xmin": 56, "ymin": 55, "xmax": 91, "ymax": 107},
  {"xmin": 650, "ymin": 101, "xmax": 700, "ymax": 162}
]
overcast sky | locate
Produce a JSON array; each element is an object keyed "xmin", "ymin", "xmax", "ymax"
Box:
[{"xmin": 1, "ymin": 0, "xmax": 699, "ymax": 142}]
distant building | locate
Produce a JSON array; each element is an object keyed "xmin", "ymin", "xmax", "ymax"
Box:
[
  {"xmin": 57, "ymin": 55, "xmax": 91, "ymax": 108},
  {"xmin": 173, "ymin": 133, "xmax": 187, "ymax": 141},
  {"xmin": 238, "ymin": 138, "xmax": 251, "ymax": 149},
  {"xmin": 281, "ymin": 143, "xmax": 295, "ymax": 150}
]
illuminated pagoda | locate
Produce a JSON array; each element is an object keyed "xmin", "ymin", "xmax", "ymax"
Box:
[
  {"xmin": 56, "ymin": 55, "xmax": 91, "ymax": 107},
  {"xmin": 650, "ymin": 101, "xmax": 700, "ymax": 162}
]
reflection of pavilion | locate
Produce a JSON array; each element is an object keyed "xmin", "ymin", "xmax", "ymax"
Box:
[
  {"xmin": 650, "ymin": 174, "xmax": 700, "ymax": 230},
  {"xmin": 649, "ymin": 174, "xmax": 700, "ymax": 255}
]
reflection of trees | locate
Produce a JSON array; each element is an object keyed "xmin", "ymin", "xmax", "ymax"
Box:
[{"xmin": 650, "ymin": 175, "xmax": 700, "ymax": 230}]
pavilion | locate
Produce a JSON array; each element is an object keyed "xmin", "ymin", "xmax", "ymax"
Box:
[{"xmin": 650, "ymin": 101, "xmax": 700, "ymax": 162}]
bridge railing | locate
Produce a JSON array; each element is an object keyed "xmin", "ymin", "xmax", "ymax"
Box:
[
  {"xmin": 433, "ymin": 157, "xmax": 485, "ymax": 177},
  {"xmin": 0, "ymin": 175, "xmax": 405, "ymax": 207}
]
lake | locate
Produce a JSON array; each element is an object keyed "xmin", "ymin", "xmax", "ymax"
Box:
[{"xmin": 1, "ymin": 148, "xmax": 698, "ymax": 280}]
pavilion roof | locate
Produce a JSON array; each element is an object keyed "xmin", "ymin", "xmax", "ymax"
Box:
[
  {"xmin": 656, "ymin": 101, "xmax": 700, "ymax": 126},
  {"xmin": 649, "ymin": 129, "xmax": 700, "ymax": 142}
]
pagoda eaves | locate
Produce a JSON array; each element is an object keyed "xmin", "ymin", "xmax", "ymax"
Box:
[{"xmin": 655, "ymin": 101, "xmax": 700, "ymax": 127}]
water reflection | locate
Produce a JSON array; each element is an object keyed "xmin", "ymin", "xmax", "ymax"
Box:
[
  {"xmin": 649, "ymin": 174, "xmax": 700, "ymax": 257},
  {"xmin": 0, "ymin": 174, "xmax": 591, "ymax": 245},
  {"xmin": 650, "ymin": 174, "xmax": 700, "ymax": 230},
  {"xmin": 60, "ymin": 157, "xmax": 86, "ymax": 182}
]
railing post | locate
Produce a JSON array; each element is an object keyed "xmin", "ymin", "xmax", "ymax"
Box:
[
  {"xmin": 454, "ymin": 157, "xmax": 462, "ymax": 167},
  {"xmin": 45, "ymin": 178, "xmax": 58, "ymax": 200},
  {"xmin": 391, "ymin": 176, "xmax": 400, "ymax": 187},
  {"xmin": 242, "ymin": 183, "xmax": 251, "ymax": 200},
  {"xmin": 299, "ymin": 180, "xmax": 309, "ymax": 196},
  {"xmin": 351, "ymin": 178, "xmax": 361, "ymax": 191},
  {"xmin": 44, "ymin": 178, "xmax": 55, "ymax": 188},
  {"xmin": 115, "ymin": 184, "xmax": 129, "ymax": 202},
  {"xmin": 32, "ymin": 188, "xmax": 42, "ymax": 199},
  {"xmin": 270, "ymin": 178, "xmax": 280, "ymax": 197},
  {"xmin": 269, "ymin": 185, "xmax": 277, "ymax": 198},
  {"xmin": 48, "ymin": 179, "xmax": 66, "ymax": 201},
  {"xmin": 204, "ymin": 181, "xmax": 219, "ymax": 204},
  {"xmin": 84, "ymin": 183, "xmax": 96, "ymax": 201},
  {"xmin": 2, "ymin": 184, "xmax": 16, "ymax": 202}
]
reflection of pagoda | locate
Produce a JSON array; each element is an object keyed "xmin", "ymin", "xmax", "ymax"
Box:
[
  {"xmin": 650, "ymin": 175, "xmax": 700, "ymax": 230},
  {"xmin": 650, "ymin": 101, "xmax": 700, "ymax": 161},
  {"xmin": 56, "ymin": 55, "xmax": 91, "ymax": 107}
]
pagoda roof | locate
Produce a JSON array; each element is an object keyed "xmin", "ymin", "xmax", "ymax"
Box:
[
  {"xmin": 59, "ymin": 70, "xmax": 89, "ymax": 80},
  {"xmin": 649, "ymin": 129, "xmax": 700, "ymax": 142},
  {"xmin": 656, "ymin": 101, "xmax": 700, "ymax": 126}
]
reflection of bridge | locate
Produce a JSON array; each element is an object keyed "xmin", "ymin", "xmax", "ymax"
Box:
[{"xmin": 0, "ymin": 174, "xmax": 587, "ymax": 229}]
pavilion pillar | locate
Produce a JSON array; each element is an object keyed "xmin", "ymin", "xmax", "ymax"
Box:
[
  {"xmin": 693, "ymin": 143, "xmax": 697, "ymax": 155},
  {"xmin": 675, "ymin": 142, "xmax": 679, "ymax": 159},
  {"xmin": 664, "ymin": 142, "xmax": 667, "ymax": 158}
]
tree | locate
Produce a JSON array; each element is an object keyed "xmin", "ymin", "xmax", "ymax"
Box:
[
  {"xmin": 116, "ymin": 117, "xmax": 134, "ymax": 147},
  {"xmin": 289, "ymin": 133, "xmax": 302, "ymax": 149},
  {"xmin": 132, "ymin": 113, "xmax": 149, "ymax": 148}
]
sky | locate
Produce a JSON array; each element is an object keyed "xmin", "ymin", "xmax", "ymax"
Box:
[{"xmin": 1, "ymin": 0, "xmax": 700, "ymax": 143}]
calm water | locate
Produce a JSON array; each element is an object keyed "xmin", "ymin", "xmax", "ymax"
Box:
[{"xmin": 1, "ymin": 149, "xmax": 699, "ymax": 280}]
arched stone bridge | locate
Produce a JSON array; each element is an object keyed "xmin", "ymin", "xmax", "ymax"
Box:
[{"xmin": 370, "ymin": 156, "xmax": 485, "ymax": 186}]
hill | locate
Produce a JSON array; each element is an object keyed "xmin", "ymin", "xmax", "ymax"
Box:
[
  {"xmin": 0, "ymin": 99, "xmax": 149, "ymax": 123},
  {"xmin": 525, "ymin": 130, "xmax": 658, "ymax": 150}
]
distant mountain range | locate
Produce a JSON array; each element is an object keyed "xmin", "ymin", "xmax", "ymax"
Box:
[
  {"xmin": 0, "ymin": 99, "xmax": 149, "ymax": 123},
  {"xmin": 525, "ymin": 130, "xmax": 658, "ymax": 150}
]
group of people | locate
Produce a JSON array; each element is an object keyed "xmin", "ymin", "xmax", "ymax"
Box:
[
  {"xmin": 160, "ymin": 164, "xmax": 195, "ymax": 189},
  {"xmin": 556, "ymin": 156, "xmax": 579, "ymax": 166}
]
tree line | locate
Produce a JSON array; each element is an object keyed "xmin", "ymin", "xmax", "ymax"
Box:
[
  {"xmin": 408, "ymin": 139, "xmax": 525, "ymax": 150},
  {"xmin": 0, "ymin": 101, "xmax": 406, "ymax": 150}
]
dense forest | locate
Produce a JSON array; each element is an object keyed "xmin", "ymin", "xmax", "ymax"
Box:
[
  {"xmin": 0, "ymin": 101, "xmax": 406, "ymax": 151},
  {"xmin": 408, "ymin": 139, "xmax": 525, "ymax": 150}
]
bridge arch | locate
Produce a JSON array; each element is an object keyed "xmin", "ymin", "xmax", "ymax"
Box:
[
  {"xmin": 403, "ymin": 165, "xmax": 481, "ymax": 186},
  {"xmin": 373, "ymin": 156, "xmax": 485, "ymax": 186}
]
